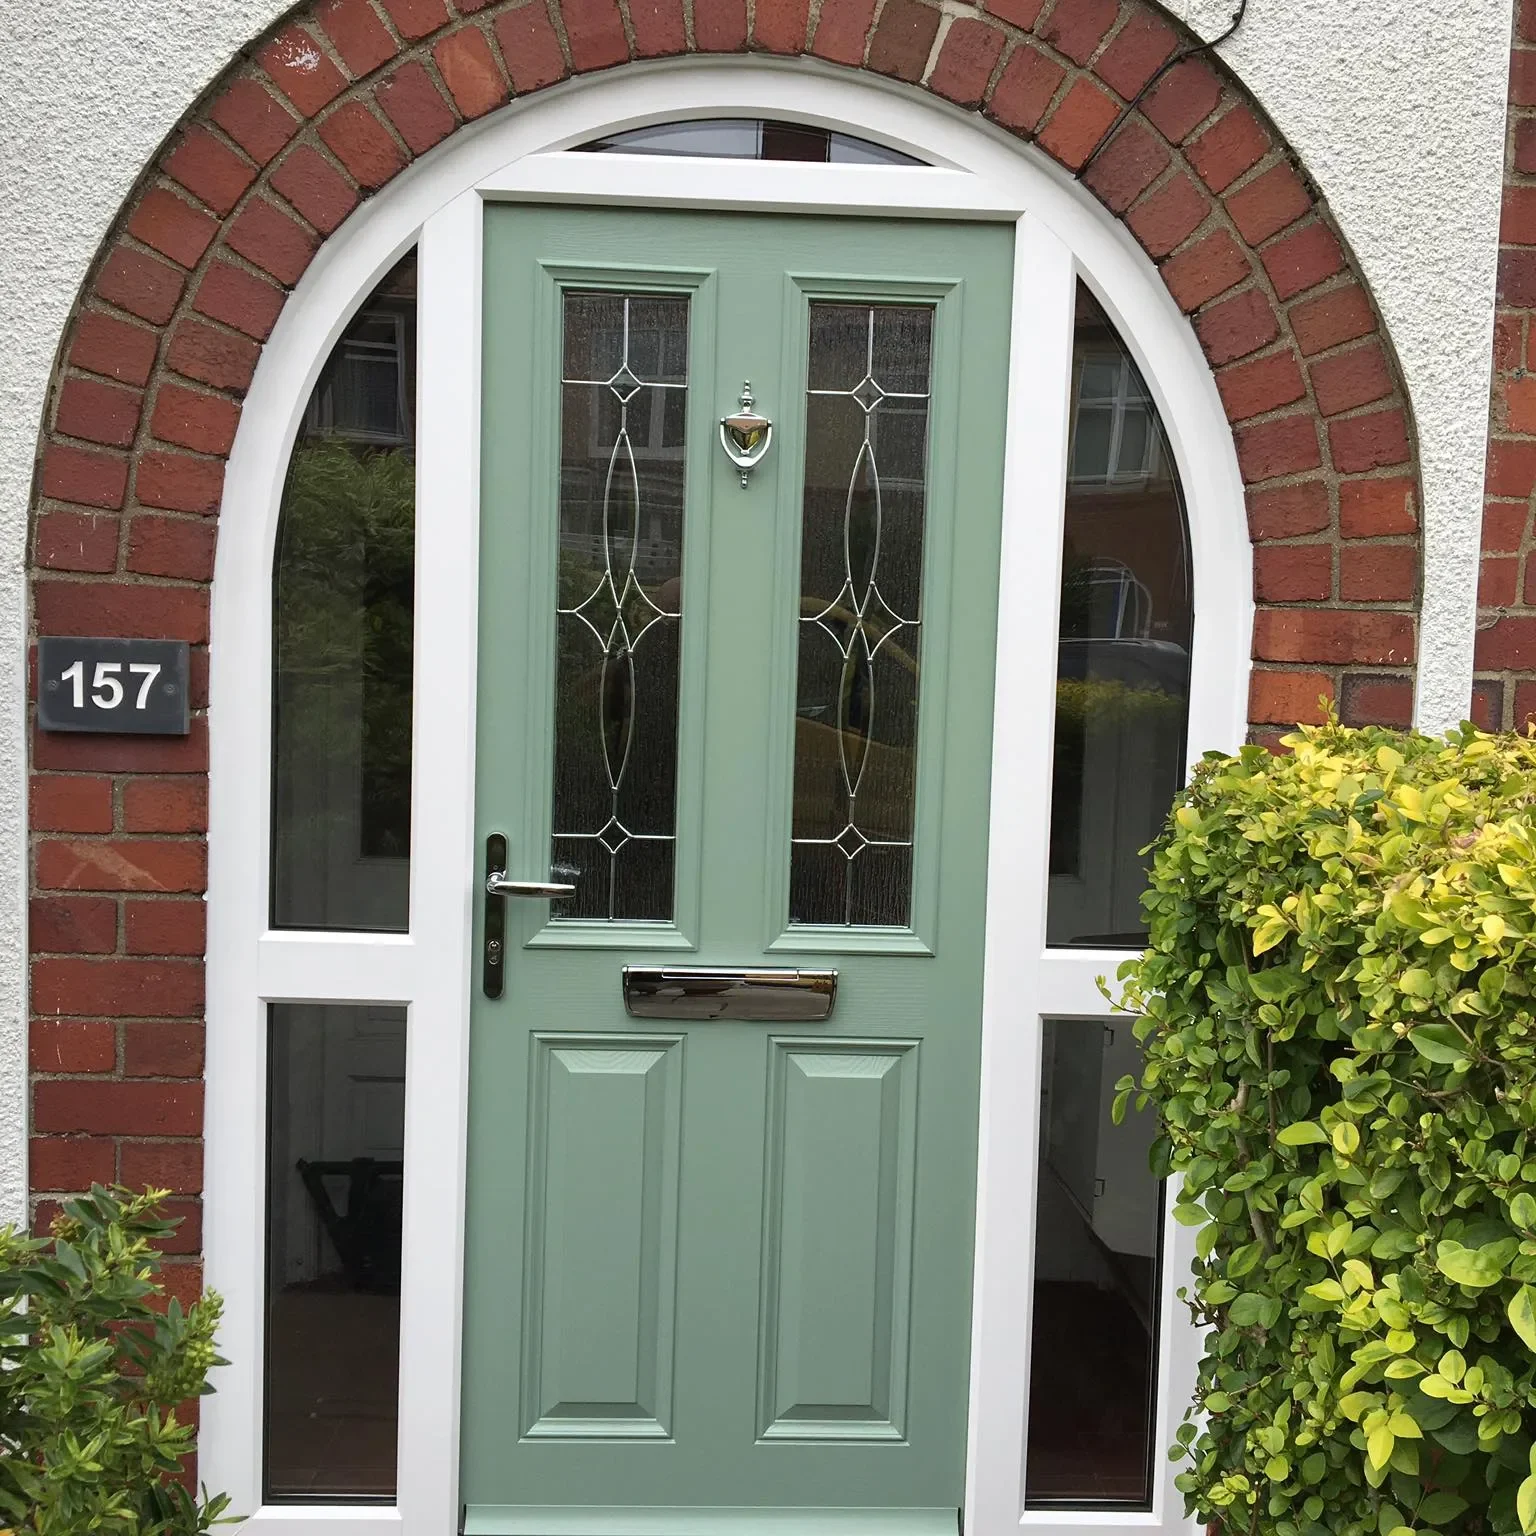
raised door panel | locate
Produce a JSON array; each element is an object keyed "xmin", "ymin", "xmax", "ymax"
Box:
[
  {"xmin": 521, "ymin": 1034, "xmax": 683, "ymax": 1438},
  {"xmin": 757, "ymin": 1039, "xmax": 918, "ymax": 1441}
]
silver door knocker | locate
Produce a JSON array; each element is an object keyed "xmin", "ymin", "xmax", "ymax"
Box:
[{"xmin": 720, "ymin": 381, "xmax": 773, "ymax": 488}]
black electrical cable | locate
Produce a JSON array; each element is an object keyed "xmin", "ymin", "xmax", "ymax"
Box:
[{"xmin": 1078, "ymin": 0, "xmax": 1249, "ymax": 177}]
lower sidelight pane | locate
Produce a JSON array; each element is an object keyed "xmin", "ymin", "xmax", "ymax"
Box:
[
  {"xmin": 1026, "ymin": 1018, "xmax": 1163, "ymax": 1507},
  {"xmin": 265, "ymin": 1003, "xmax": 407, "ymax": 1500}
]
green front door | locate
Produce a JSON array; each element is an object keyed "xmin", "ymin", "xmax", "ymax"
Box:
[{"xmin": 462, "ymin": 205, "xmax": 1013, "ymax": 1536}]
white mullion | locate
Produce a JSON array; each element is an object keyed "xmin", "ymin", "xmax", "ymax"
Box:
[{"xmin": 1034, "ymin": 948, "xmax": 1139, "ymax": 1019}]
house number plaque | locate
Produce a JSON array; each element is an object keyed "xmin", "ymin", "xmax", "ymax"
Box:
[{"xmin": 37, "ymin": 637, "xmax": 190, "ymax": 736}]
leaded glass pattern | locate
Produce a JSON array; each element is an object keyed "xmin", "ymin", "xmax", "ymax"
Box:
[
  {"xmin": 552, "ymin": 292, "xmax": 689, "ymax": 921},
  {"xmin": 789, "ymin": 303, "xmax": 933, "ymax": 927}
]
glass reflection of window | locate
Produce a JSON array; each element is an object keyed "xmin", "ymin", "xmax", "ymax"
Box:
[
  {"xmin": 552, "ymin": 292, "xmax": 689, "ymax": 922},
  {"xmin": 1047, "ymin": 285, "xmax": 1191, "ymax": 945},
  {"xmin": 579, "ymin": 118, "xmax": 922, "ymax": 165},
  {"xmin": 303, "ymin": 312, "xmax": 412, "ymax": 445}
]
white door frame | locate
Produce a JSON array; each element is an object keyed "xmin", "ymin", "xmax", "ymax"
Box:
[{"xmin": 202, "ymin": 56, "xmax": 1251, "ymax": 1536}]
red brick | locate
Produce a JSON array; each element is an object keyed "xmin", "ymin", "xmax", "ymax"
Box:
[
  {"xmin": 1310, "ymin": 342, "xmax": 1393, "ymax": 418},
  {"xmin": 125, "ymin": 1021, "xmax": 204, "ymax": 1079},
  {"xmin": 1339, "ymin": 477, "xmax": 1416, "ymax": 537},
  {"xmin": 69, "ymin": 312, "xmax": 159, "ymax": 388},
  {"xmin": 1477, "ymin": 615, "xmax": 1536, "ymax": 671},
  {"xmin": 151, "ymin": 1200, "xmax": 203, "ymax": 1256},
  {"xmin": 271, "ymin": 145, "xmax": 361, "ymax": 236},
  {"xmin": 695, "ymin": 0, "xmax": 747, "ymax": 49},
  {"xmin": 1190, "ymin": 289, "xmax": 1278, "ymax": 369},
  {"xmin": 32, "ymin": 957, "xmax": 203, "ymax": 1021},
  {"xmin": 30, "ymin": 1137, "xmax": 117, "ymax": 1191},
  {"xmin": 1483, "ymin": 500, "xmax": 1529, "ymax": 553},
  {"xmin": 128, "ymin": 516, "xmax": 217, "ymax": 581},
  {"xmin": 37, "ymin": 839, "xmax": 207, "ymax": 895},
  {"xmin": 226, "ymin": 198, "xmax": 319, "ymax": 286},
  {"xmin": 55, "ymin": 377, "xmax": 143, "ymax": 451},
  {"xmin": 153, "ymin": 1258, "xmax": 204, "ymax": 1308},
  {"xmin": 1471, "ymin": 681, "xmax": 1503, "ymax": 732},
  {"xmin": 258, "ymin": 26, "xmax": 348, "ymax": 116},
  {"xmin": 1500, "ymin": 248, "xmax": 1536, "ymax": 309},
  {"xmin": 1483, "ymin": 555, "xmax": 1519, "ymax": 607},
  {"xmin": 317, "ymin": 0, "xmax": 400, "ymax": 74},
  {"xmin": 375, "ymin": 0, "xmax": 444, "ymax": 34},
  {"xmin": 1253, "ymin": 543, "xmax": 1331, "ymax": 602},
  {"xmin": 1225, "ymin": 162, "xmax": 1310, "ymax": 245},
  {"xmin": 1216, "ymin": 351, "xmax": 1306, "ymax": 422},
  {"xmin": 29, "ymin": 1020, "xmax": 116, "ymax": 1074},
  {"xmin": 561, "ymin": 0, "xmax": 630, "ymax": 66},
  {"xmin": 122, "ymin": 779, "xmax": 208, "ymax": 836},
  {"xmin": 150, "ymin": 384, "xmax": 241, "ymax": 456},
  {"xmin": 1261, "ymin": 222, "xmax": 1345, "ymax": 302},
  {"xmin": 34, "ymin": 512, "xmax": 119, "ymax": 573},
  {"xmin": 94, "ymin": 247, "xmax": 185, "ymax": 327},
  {"xmin": 33, "ymin": 722, "xmax": 208, "ymax": 774},
  {"xmin": 753, "ymin": 0, "xmax": 808, "ymax": 53},
  {"xmin": 119, "ymin": 1140, "xmax": 203, "ymax": 1195},
  {"xmin": 164, "ymin": 128, "xmax": 257, "ymax": 217},
  {"xmin": 1517, "ymin": 118, "xmax": 1536, "ymax": 176},
  {"xmin": 1517, "ymin": 680, "xmax": 1536, "ymax": 733},
  {"xmin": 210, "ymin": 79, "xmax": 300, "ymax": 166},
  {"xmin": 1340, "ymin": 673, "xmax": 1413, "ymax": 727},
  {"xmin": 1093, "ymin": 10, "xmax": 1176, "ymax": 99},
  {"xmin": 1329, "ymin": 408, "xmax": 1410, "ymax": 474},
  {"xmin": 1083, "ymin": 120, "xmax": 1169, "ymax": 214},
  {"xmin": 318, "ymin": 102, "xmax": 409, "ymax": 190},
  {"xmin": 34, "ymin": 581, "xmax": 209, "ymax": 643},
  {"xmin": 928, "ymin": 18, "xmax": 1005, "ymax": 109},
  {"xmin": 1039, "ymin": 0, "xmax": 1117, "ymax": 66},
  {"xmin": 1038, "ymin": 80, "xmax": 1120, "ymax": 172},
  {"xmin": 193, "ymin": 260, "xmax": 286, "ymax": 340},
  {"xmin": 165, "ymin": 319, "xmax": 260, "ymax": 394},
  {"xmin": 126, "ymin": 189, "xmax": 217, "ymax": 272},
  {"xmin": 1487, "ymin": 438, "xmax": 1536, "ymax": 499},
  {"xmin": 136, "ymin": 452, "xmax": 226, "ymax": 515},
  {"xmin": 30, "ymin": 896, "xmax": 117, "ymax": 954},
  {"xmin": 1236, "ymin": 413, "xmax": 1322, "ymax": 483},
  {"xmin": 435, "ymin": 27, "xmax": 511, "ymax": 114},
  {"xmin": 986, "ymin": 43, "xmax": 1065, "ymax": 135},
  {"xmin": 31, "ymin": 776, "xmax": 113, "ymax": 833},
  {"xmin": 867, "ymin": 0, "xmax": 940, "ymax": 83},
  {"xmin": 1141, "ymin": 57, "xmax": 1222, "ymax": 143},
  {"xmin": 40, "ymin": 445, "xmax": 129, "ymax": 511},
  {"xmin": 125, "ymin": 898, "xmax": 207, "ymax": 956},
  {"xmin": 1501, "ymin": 375, "xmax": 1536, "ymax": 435},
  {"xmin": 1505, "ymin": 185, "xmax": 1536, "ymax": 246},
  {"xmin": 981, "ymin": 0, "xmax": 1043, "ymax": 28},
  {"xmin": 1247, "ymin": 480, "xmax": 1330, "ymax": 541},
  {"xmin": 493, "ymin": 4, "xmax": 569, "ymax": 93},
  {"xmin": 1187, "ymin": 104, "xmax": 1269, "ymax": 193},
  {"xmin": 1522, "ymin": 0, "xmax": 1536, "ymax": 43},
  {"xmin": 1339, "ymin": 543, "xmax": 1416, "ymax": 602},
  {"xmin": 377, "ymin": 61, "xmax": 458, "ymax": 153},
  {"xmin": 1248, "ymin": 669, "xmax": 1334, "ymax": 726},
  {"xmin": 1160, "ymin": 228, "xmax": 1249, "ymax": 312},
  {"xmin": 33, "ymin": 1079, "xmax": 204, "ymax": 1136},
  {"xmin": 1288, "ymin": 284, "xmax": 1376, "ymax": 357},
  {"xmin": 1254, "ymin": 608, "xmax": 1415, "ymax": 666},
  {"xmin": 1494, "ymin": 313, "xmax": 1524, "ymax": 372}
]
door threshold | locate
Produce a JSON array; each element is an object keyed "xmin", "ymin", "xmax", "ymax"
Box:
[{"xmin": 463, "ymin": 1507, "xmax": 959, "ymax": 1536}]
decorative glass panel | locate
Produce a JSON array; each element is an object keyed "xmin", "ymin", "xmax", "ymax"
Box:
[
  {"xmin": 1047, "ymin": 283, "xmax": 1192, "ymax": 948},
  {"xmin": 552, "ymin": 292, "xmax": 689, "ymax": 921},
  {"xmin": 1026, "ymin": 1018, "xmax": 1163, "ymax": 1507},
  {"xmin": 265, "ymin": 1003, "xmax": 406, "ymax": 1500},
  {"xmin": 790, "ymin": 303, "xmax": 932, "ymax": 927},
  {"xmin": 272, "ymin": 252, "xmax": 416, "ymax": 931},
  {"xmin": 579, "ymin": 118, "xmax": 921, "ymax": 165}
]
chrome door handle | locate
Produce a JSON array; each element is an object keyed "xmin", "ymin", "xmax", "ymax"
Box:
[
  {"xmin": 486, "ymin": 873, "xmax": 576, "ymax": 898},
  {"xmin": 483, "ymin": 832, "xmax": 575, "ymax": 999}
]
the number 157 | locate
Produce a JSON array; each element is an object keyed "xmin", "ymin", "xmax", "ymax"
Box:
[{"xmin": 60, "ymin": 659, "xmax": 162, "ymax": 710}]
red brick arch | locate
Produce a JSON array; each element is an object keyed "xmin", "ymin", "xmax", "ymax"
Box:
[{"xmin": 27, "ymin": 0, "xmax": 1420, "ymax": 1239}]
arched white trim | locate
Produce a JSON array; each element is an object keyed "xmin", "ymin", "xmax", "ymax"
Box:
[{"xmin": 204, "ymin": 58, "xmax": 1248, "ymax": 1536}]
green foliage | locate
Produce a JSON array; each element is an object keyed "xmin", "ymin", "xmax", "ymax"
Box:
[
  {"xmin": 0, "ymin": 1186, "xmax": 232, "ymax": 1536},
  {"xmin": 1112, "ymin": 718, "xmax": 1536, "ymax": 1536}
]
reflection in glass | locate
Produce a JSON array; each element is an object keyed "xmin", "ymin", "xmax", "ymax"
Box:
[
  {"xmin": 1026, "ymin": 1018, "xmax": 1162, "ymax": 1507},
  {"xmin": 553, "ymin": 292, "xmax": 689, "ymax": 921},
  {"xmin": 579, "ymin": 118, "xmax": 921, "ymax": 165},
  {"xmin": 272, "ymin": 252, "xmax": 416, "ymax": 932},
  {"xmin": 1047, "ymin": 284, "xmax": 1192, "ymax": 947},
  {"xmin": 791, "ymin": 304, "xmax": 932, "ymax": 927},
  {"xmin": 265, "ymin": 1004, "xmax": 406, "ymax": 1500}
]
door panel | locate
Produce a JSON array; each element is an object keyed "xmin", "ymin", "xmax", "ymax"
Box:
[{"xmin": 464, "ymin": 205, "xmax": 1013, "ymax": 1530}]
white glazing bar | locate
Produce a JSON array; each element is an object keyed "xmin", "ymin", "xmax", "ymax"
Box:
[
  {"xmin": 236, "ymin": 1512, "xmax": 405, "ymax": 1536},
  {"xmin": 255, "ymin": 931, "xmax": 417, "ymax": 1003},
  {"xmin": 1034, "ymin": 948, "xmax": 1140, "ymax": 1019}
]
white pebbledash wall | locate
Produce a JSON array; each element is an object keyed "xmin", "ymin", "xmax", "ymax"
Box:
[{"xmin": 0, "ymin": 0, "xmax": 1514, "ymax": 1224}]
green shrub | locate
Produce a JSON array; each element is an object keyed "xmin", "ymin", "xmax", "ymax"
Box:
[
  {"xmin": 0, "ymin": 1185, "xmax": 231, "ymax": 1536},
  {"xmin": 1113, "ymin": 719, "xmax": 1536, "ymax": 1536}
]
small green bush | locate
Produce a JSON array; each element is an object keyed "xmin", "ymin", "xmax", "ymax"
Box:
[
  {"xmin": 0, "ymin": 1186, "xmax": 231, "ymax": 1536},
  {"xmin": 1114, "ymin": 720, "xmax": 1536, "ymax": 1536}
]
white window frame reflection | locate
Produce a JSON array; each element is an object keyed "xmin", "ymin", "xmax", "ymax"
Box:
[{"xmin": 1069, "ymin": 349, "xmax": 1167, "ymax": 488}]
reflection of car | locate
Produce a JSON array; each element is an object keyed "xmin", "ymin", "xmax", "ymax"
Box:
[{"xmin": 1056, "ymin": 635, "xmax": 1189, "ymax": 692}]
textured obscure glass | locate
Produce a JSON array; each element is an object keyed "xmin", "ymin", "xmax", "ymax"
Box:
[
  {"xmin": 552, "ymin": 292, "xmax": 689, "ymax": 921},
  {"xmin": 1025, "ymin": 1018, "xmax": 1162, "ymax": 1507},
  {"xmin": 1047, "ymin": 283, "xmax": 1192, "ymax": 947},
  {"xmin": 579, "ymin": 118, "xmax": 921, "ymax": 164},
  {"xmin": 272, "ymin": 252, "xmax": 416, "ymax": 931},
  {"xmin": 266, "ymin": 1004, "xmax": 406, "ymax": 1500},
  {"xmin": 790, "ymin": 303, "xmax": 932, "ymax": 927}
]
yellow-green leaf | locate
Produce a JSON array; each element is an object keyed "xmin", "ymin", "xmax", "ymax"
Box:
[{"xmin": 1510, "ymin": 1285, "xmax": 1536, "ymax": 1354}]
